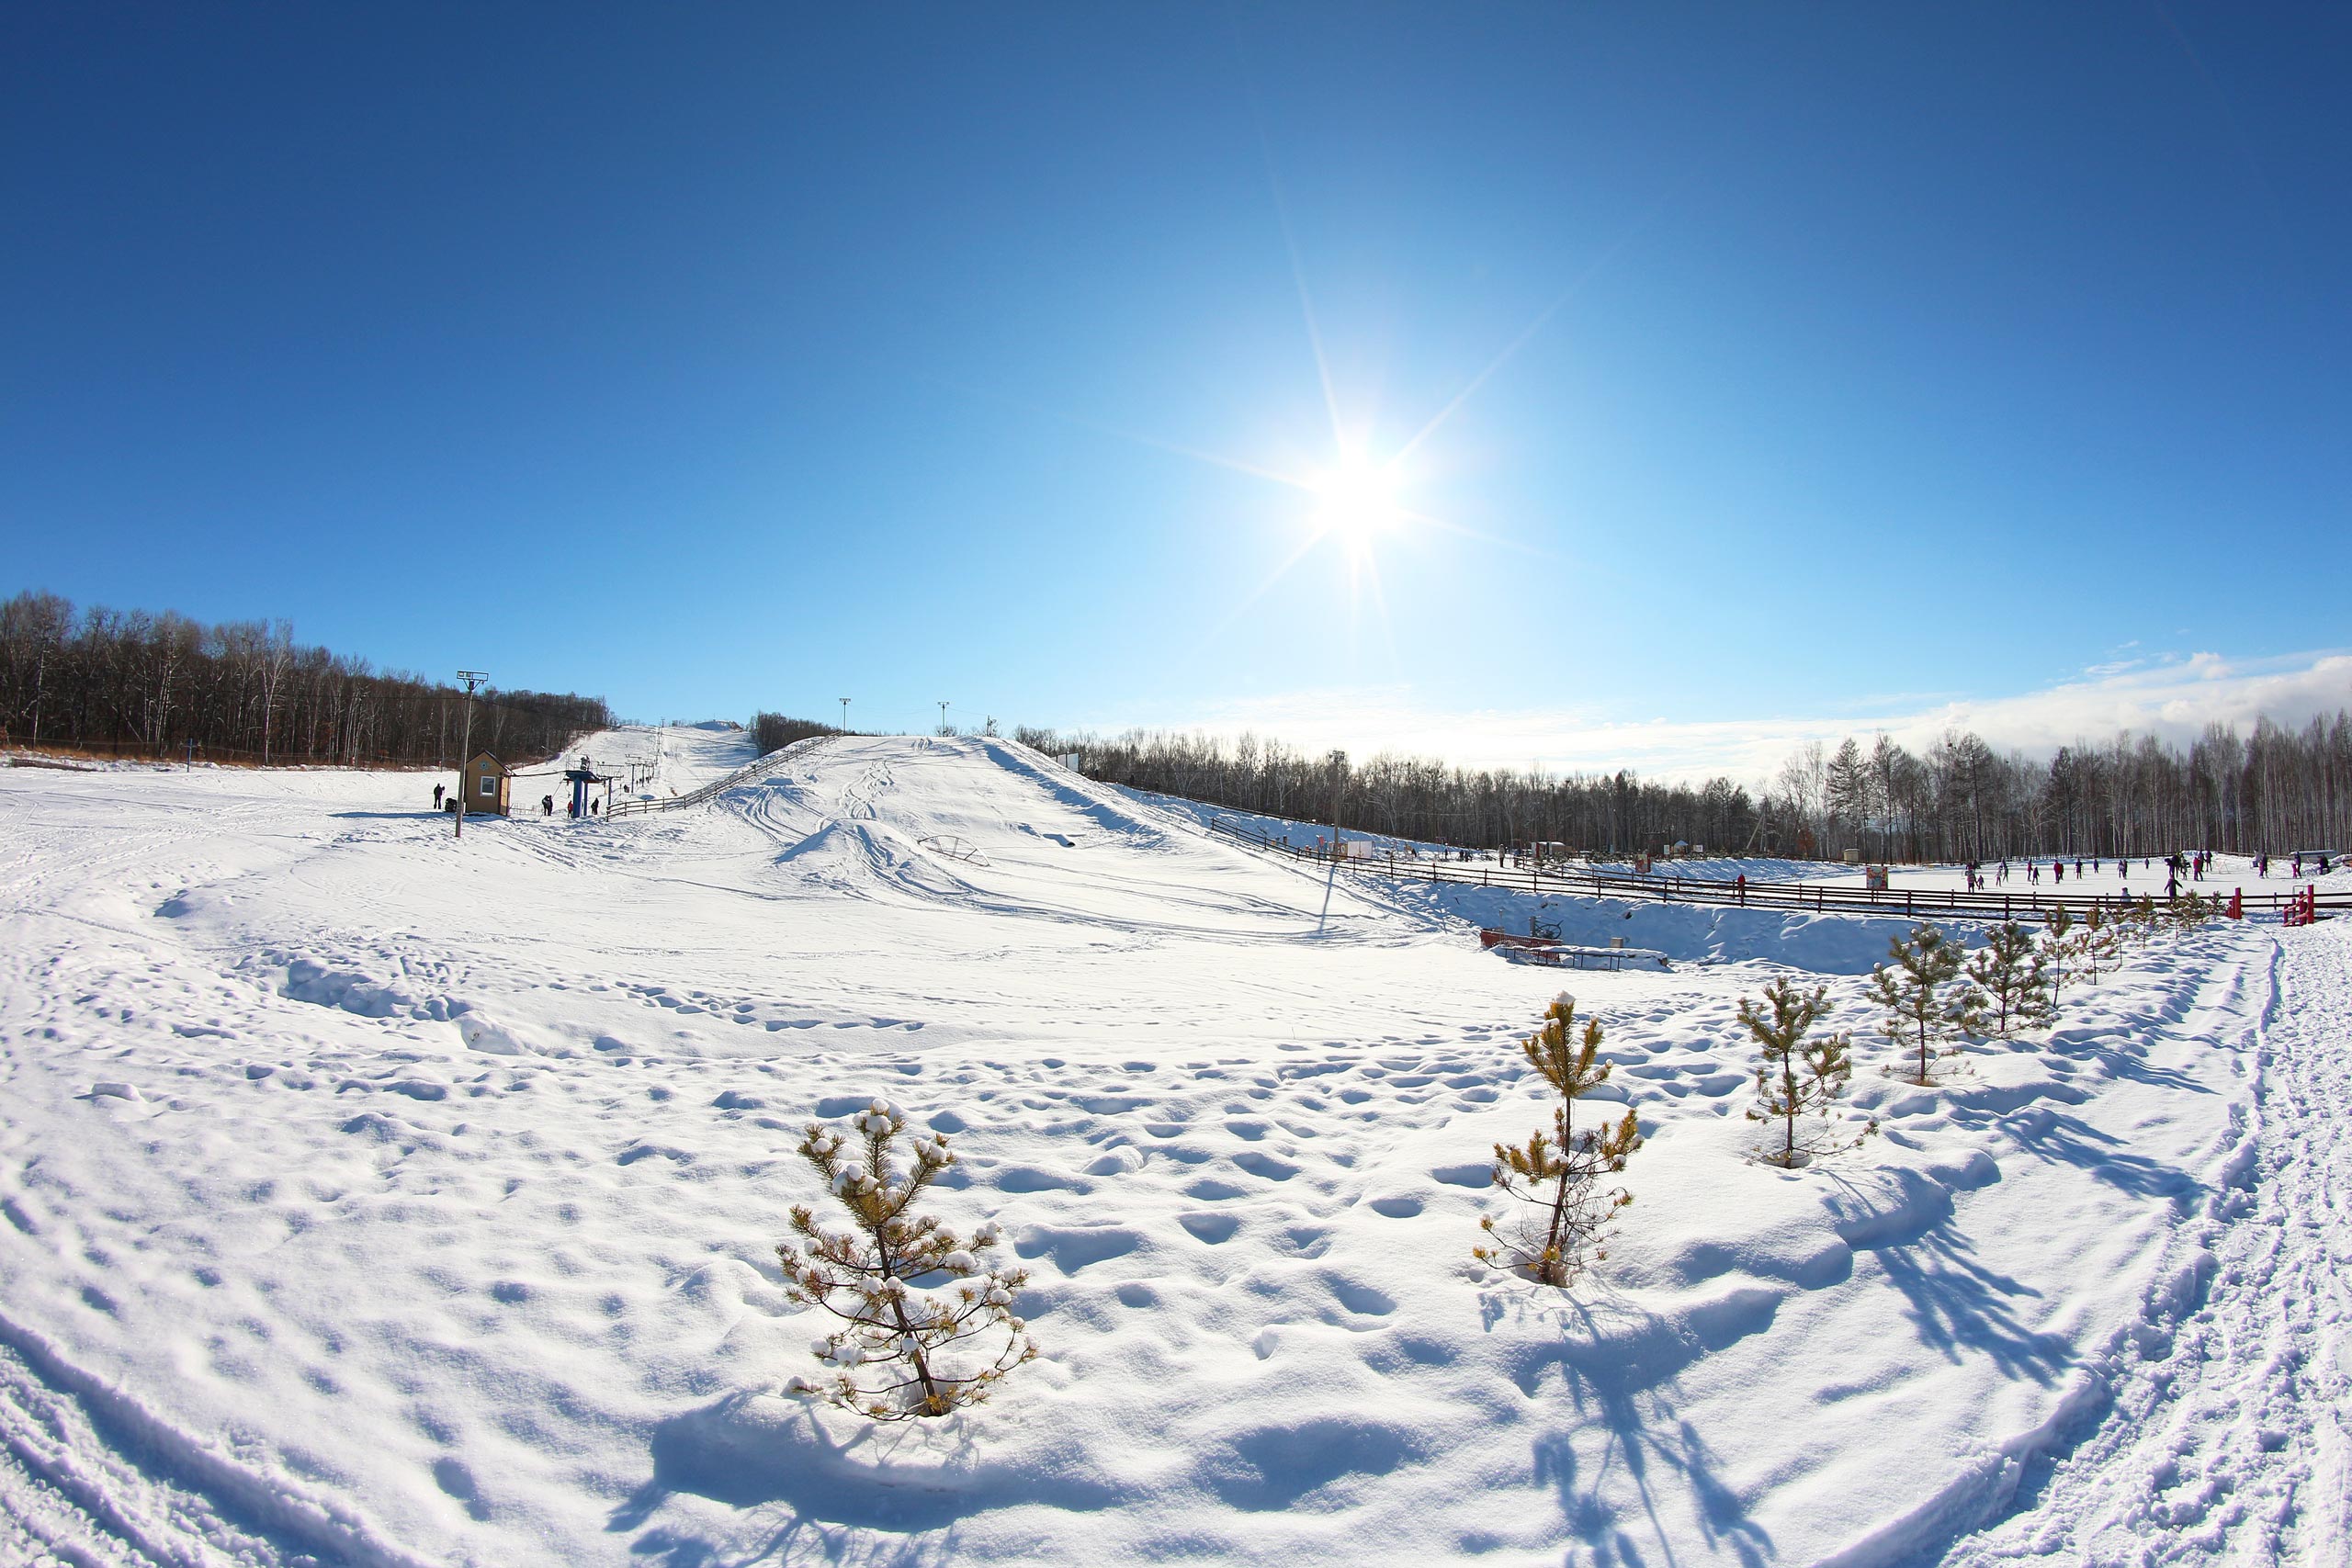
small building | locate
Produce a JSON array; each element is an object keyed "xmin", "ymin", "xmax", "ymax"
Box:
[{"xmin": 464, "ymin": 752, "xmax": 512, "ymax": 817}]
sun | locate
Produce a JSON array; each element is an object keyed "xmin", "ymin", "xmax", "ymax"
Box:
[{"xmin": 1311, "ymin": 454, "xmax": 1402, "ymax": 544}]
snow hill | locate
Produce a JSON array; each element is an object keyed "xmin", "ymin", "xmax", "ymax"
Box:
[{"xmin": 0, "ymin": 728, "xmax": 2342, "ymax": 1565}]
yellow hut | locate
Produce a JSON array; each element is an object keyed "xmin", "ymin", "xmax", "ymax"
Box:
[{"xmin": 463, "ymin": 751, "xmax": 512, "ymax": 817}]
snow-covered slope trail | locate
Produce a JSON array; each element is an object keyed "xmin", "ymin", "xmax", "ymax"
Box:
[
  {"xmin": 1936, "ymin": 914, "xmax": 2352, "ymax": 1565},
  {"xmin": 0, "ymin": 731, "xmax": 2332, "ymax": 1566}
]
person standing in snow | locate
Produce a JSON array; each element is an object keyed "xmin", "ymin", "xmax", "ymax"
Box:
[
  {"xmin": 433, "ymin": 783, "xmax": 445, "ymax": 809},
  {"xmin": 542, "ymin": 795, "xmax": 554, "ymax": 817}
]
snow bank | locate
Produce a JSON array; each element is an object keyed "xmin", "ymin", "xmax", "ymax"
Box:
[{"xmin": 0, "ymin": 732, "xmax": 2290, "ymax": 1565}]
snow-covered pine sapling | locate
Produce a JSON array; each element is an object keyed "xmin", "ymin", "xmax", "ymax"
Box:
[
  {"xmin": 1866, "ymin": 922, "xmax": 1985, "ymax": 1085},
  {"xmin": 1740, "ymin": 977, "xmax": 1870, "ymax": 1168},
  {"xmin": 1964, "ymin": 920, "xmax": 2053, "ymax": 1036},
  {"xmin": 777, "ymin": 1100, "xmax": 1036, "ymax": 1421},
  {"xmin": 2041, "ymin": 907, "xmax": 2075, "ymax": 1004},
  {"xmin": 1475, "ymin": 993, "xmax": 1643, "ymax": 1287},
  {"xmin": 2075, "ymin": 906, "xmax": 2120, "ymax": 985}
]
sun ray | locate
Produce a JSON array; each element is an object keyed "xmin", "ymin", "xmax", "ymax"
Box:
[
  {"xmin": 1391, "ymin": 507, "xmax": 1569, "ymax": 563},
  {"xmin": 918, "ymin": 373, "xmax": 1317, "ymax": 491},
  {"xmin": 1238, "ymin": 49, "xmax": 1348, "ymax": 456},
  {"xmin": 1199, "ymin": 524, "xmax": 1332, "ymax": 645},
  {"xmin": 1395, "ymin": 186, "xmax": 1682, "ymax": 464}
]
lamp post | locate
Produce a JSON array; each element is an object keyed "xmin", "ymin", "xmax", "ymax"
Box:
[
  {"xmin": 937, "ymin": 700, "xmax": 951, "ymax": 737},
  {"xmin": 454, "ymin": 670, "xmax": 487, "ymax": 840},
  {"xmin": 839, "ymin": 697, "xmax": 851, "ymax": 732},
  {"xmin": 1318, "ymin": 750, "xmax": 1349, "ymax": 933}
]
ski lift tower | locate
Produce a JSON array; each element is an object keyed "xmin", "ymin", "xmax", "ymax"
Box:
[{"xmin": 564, "ymin": 755, "xmax": 611, "ymax": 818}]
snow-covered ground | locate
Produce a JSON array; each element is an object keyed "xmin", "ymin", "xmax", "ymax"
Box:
[{"xmin": 0, "ymin": 729, "xmax": 2341, "ymax": 1565}]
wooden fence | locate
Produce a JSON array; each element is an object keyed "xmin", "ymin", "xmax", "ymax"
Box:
[{"xmin": 1204, "ymin": 818, "xmax": 2347, "ymax": 925}]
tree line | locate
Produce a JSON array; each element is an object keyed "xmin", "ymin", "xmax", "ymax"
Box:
[
  {"xmin": 1767, "ymin": 718, "xmax": 2352, "ymax": 861},
  {"xmin": 750, "ymin": 712, "xmax": 849, "ymax": 754},
  {"xmin": 1009, "ymin": 712, "xmax": 2352, "ymax": 862},
  {"xmin": 1011, "ymin": 724, "xmax": 1769, "ymax": 855},
  {"xmin": 1, "ymin": 591, "xmax": 611, "ymax": 768}
]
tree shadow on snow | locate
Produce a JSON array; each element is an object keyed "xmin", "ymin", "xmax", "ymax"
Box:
[
  {"xmin": 610, "ymin": 1389, "xmax": 1118, "ymax": 1565},
  {"xmin": 1483, "ymin": 1286, "xmax": 1775, "ymax": 1568},
  {"xmin": 1955, "ymin": 1106, "xmax": 2203, "ymax": 1208},
  {"xmin": 1850, "ymin": 1219, "xmax": 2071, "ymax": 1387},
  {"xmin": 2039, "ymin": 1029, "xmax": 2214, "ymax": 1096}
]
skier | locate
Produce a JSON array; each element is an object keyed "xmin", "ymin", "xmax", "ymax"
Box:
[{"xmin": 542, "ymin": 795, "xmax": 554, "ymax": 818}]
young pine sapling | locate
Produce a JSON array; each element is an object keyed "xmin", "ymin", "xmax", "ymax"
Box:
[
  {"xmin": 777, "ymin": 1100, "xmax": 1036, "ymax": 1421},
  {"xmin": 1866, "ymin": 922, "xmax": 1986, "ymax": 1085},
  {"xmin": 1475, "ymin": 993, "xmax": 1643, "ymax": 1287},
  {"xmin": 1964, "ymin": 920, "xmax": 2054, "ymax": 1036},
  {"xmin": 2075, "ymin": 906, "xmax": 2121, "ymax": 985},
  {"xmin": 1740, "ymin": 976, "xmax": 1871, "ymax": 1168},
  {"xmin": 2041, "ymin": 906, "xmax": 2075, "ymax": 1004}
]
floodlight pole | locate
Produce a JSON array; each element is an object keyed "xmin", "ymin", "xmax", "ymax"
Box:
[
  {"xmin": 1318, "ymin": 750, "xmax": 1349, "ymax": 933},
  {"xmin": 937, "ymin": 700, "xmax": 950, "ymax": 737},
  {"xmin": 454, "ymin": 670, "xmax": 487, "ymax": 840},
  {"xmin": 840, "ymin": 697, "xmax": 851, "ymax": 732}
]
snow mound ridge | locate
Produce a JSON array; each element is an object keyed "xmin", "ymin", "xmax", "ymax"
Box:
[{"xmin": 709, "ymin": 735, "xmax": 1406, "ymax": 937}]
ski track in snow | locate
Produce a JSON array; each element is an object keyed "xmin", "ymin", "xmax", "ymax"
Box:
[
  {"xmin": 1930, "ymin": 917, "xmax": 2352, "ymax": 1567},
  {"xmin": 0, "ymin": 726, "xmax": 2342, "ymax": 1565}
]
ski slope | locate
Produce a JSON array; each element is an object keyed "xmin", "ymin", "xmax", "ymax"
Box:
[{"xmin": 0, "ymin": 729, "xmax": 2341, "ymax": 1565}]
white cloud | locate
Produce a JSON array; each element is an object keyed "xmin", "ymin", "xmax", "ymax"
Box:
[{"xmin": 1099, "ymin": 649, "xmax": 2352, "ymax": 784}]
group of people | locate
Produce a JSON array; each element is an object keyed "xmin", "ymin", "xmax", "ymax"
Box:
[
  {"xmin": 427, "ymin": 781, "xmax": 599, "ymax": 819},
  {"xmin": 1949, "ymin": 848, "xmax": 2324, "ymax": 899}
]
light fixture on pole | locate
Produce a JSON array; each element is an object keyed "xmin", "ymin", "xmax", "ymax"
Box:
[
  {"xmin": 840, "ymin": 697, "xmax": 851, "ymax": 731},
  {"xmin": 1318, "ymin": 750, "xmax": 1349, "ymax": 932},
  {"xmin": 937, "ymin": 700, "xmax": 951, "ymax": 737},
  {"xmin": 454, "ymin": 670, "xmax": 488, "ymax": 840}
]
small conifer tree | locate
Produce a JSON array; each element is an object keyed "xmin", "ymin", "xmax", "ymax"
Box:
[
  {"xmin": 777, "ymin": 1100, "xmax": 1036, "ymax": 1421},
  {"xmin": 1475, "ymin": 993, "xmax": 1642, "ymax": 1286},
  {"xmin": 1740, "ymin": 977, "xmax": 1870, "ymax": 1168},
  {"xmin": 2041, "ymin": 907, "xmax": 2075, "ymax": 1003},
  {"xmin": 2075, "ymin": 906, "xmax": 2121, "ymax": 985},
  {"xmin": 1964, "ymin": 921, "xmax": 2053, "ymax": 1036},
  {"xmin": 1866, "ymin": 922, "xmax": 1986, "ymax": 1085}
]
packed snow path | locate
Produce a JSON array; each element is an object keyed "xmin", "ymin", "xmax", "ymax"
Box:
[
  {"xmin": 0, "ymin": 729, "xmax": 2340, "ymax": 1565},
  {"xmin": 1938, "ymin": 915, "xmax": 2352, "ymax": 1565}
]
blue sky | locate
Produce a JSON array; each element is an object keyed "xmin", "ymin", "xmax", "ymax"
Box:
[{"xmin": 5, "ymin": 4, "xmax": 2347, "ymax": 773}]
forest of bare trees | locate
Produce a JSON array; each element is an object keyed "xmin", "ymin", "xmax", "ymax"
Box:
[
  {"xmin": 1012, "ymin": 712, "xmax": 2352, "ymax": 863},
  {"xmin": 749, "ymin": 712, "xmax": 847, "ymax": 754},
  {"xmin": 1, "ymin": 592, "xmax": 611, "ymax": 768}
]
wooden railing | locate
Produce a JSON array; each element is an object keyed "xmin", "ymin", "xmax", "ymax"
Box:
[
  {"xmin": 1203, "ymin": 818, "xmax": 2346, "ymax": 925},
  {"xmin": 606, "ymin": 736, "xmax": 830, "ymax": 819}
]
